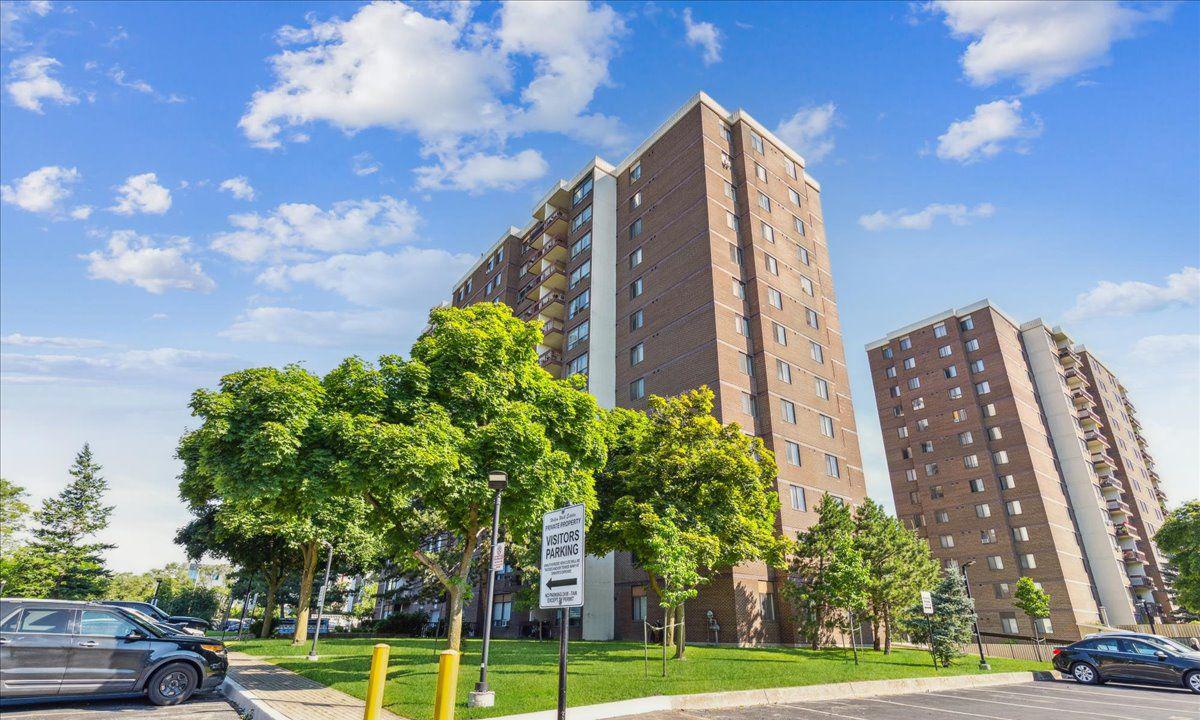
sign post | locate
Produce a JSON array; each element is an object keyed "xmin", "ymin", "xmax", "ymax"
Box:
[
  {"xmin": 921, "ymin": 590, "xmax": 937, "ymax": 670},
  {"xmin": 539, "ymin": 504, "xmax": 586, "ymax": 720}
]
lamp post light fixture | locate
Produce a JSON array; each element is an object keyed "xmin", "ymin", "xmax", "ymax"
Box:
[
  {"xmin": 469, "ymin": 471, "xmax": 508, "ymax": 708},
  {"xmin": 307, "ymin": 540, "xmax": 335, "ymax": 661},
  {"xmin": 960, "ymin": 560, "xmax": 990, "ymax": 670}
]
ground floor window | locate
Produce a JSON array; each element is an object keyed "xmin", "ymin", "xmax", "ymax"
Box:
[
  {"xmin": 632, "ymin": 585, "xmax": 647, "ymax": 621},
  {"xmin": 759, "ymin": 581, "xmax": 777, "ymax": 622},
  {"xmin": 1000, "ymin": 611, "xmax": 1019, "ymax": 635},
  {"xmin": 492, "ymin": 594, "xmax": 512, "ymax": 627}
]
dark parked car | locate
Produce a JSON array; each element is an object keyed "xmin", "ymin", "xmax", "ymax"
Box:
[
  {"xmin": 272, "ymin": 617, "xmax": 329, "ymax": 637},
  {"xmin": 1053, "ymin": 631, "xmax": 1200, "ymax": 694},
  {"xmin": 102, "ymin": 600, "xmax": 210, "ymax": 636},
  {"xmin": 0, "ymin": 598, "xmax": 228, "ymax": 706}
]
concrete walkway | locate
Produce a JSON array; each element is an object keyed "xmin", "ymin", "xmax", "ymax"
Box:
[{"xmin": 226, "ymin": 651, "xmax": 407, "ymax": 720}]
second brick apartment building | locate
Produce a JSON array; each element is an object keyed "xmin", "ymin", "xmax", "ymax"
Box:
[
  {"xmin": 866, "ymin": 300, "xmax": 1173, "ymax": 639},
  {"xmin": 446, "ymin": 92, "xmax": 866, "ymax": 645}
]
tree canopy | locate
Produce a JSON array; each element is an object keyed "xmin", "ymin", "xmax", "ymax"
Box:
[
  {"xmin": 853, "ymin": 498, "xmax": 939, "ymax": 652},
  {"xmin": 785, "ymin": 492, "xmax": 869, "ymax": 649},
  {"xmin": 1155, "ymin": 500, "xmax": 1200, "ymax": 616},
  {"xmin": 28, "ymin": 445, "xmax": 114, "ymax": 599},
  {"xmin": 592, "ymin": 388, "xmax": 788, "ymax": 658},
  {"xmin": 903, "ymin": 567, "xmax": 975, "ymax": 666}
]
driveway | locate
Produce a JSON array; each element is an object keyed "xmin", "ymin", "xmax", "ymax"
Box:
[
  {"xmin": 636, "ymin": 680, "xmax": 1200, "ymax": 720},
  {"xmin": 0, "ymin": 693, "xmax": 241, "ymax": 720}
]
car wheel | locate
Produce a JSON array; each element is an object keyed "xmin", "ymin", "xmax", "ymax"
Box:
[
  {"xmin": 146, "ymin": 662, "xmax": 198, "ymax": 706},
  {"xmin": 1186, "ymin": 671, "xmax": 1200, "ymax": 695},
  {"xmin": 1070, "ymin": 662, "xmax": 1100, "ymax": 685}
]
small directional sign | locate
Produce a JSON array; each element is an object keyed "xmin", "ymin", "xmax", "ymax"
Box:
[
  {"xmin": 539, "ymin": 503, "xmax": 586, "ymax": 609},
  {"xmin": 491, "ymin": 541, "xmax": 506, "ymax": 572},
  {"xmin": 921, "ymin": 590, "xmax": 935, "ymax": 616}
]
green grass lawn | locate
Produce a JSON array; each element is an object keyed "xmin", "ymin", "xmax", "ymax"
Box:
[{"xmin": 228, "ymin": 636, "xmax": 1048, "ymax": 720}]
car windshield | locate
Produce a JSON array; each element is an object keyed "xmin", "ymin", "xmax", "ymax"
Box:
[
  {"xmin": 116, "ymin": 607, "xmax": 173, "ymax": 638},
  {"xmin": 1142, "ymin": 635, "xmax": 1194, "ymax": 653}
]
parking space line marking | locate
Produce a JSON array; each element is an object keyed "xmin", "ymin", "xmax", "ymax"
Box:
[
  {"xmin": 775, "ymin": 703, "xmax": 874, "ymax": 720},
  {"xmin": 1032, "ymin": 682, "xmax": 1200, "ymax": 707},
  {"xmin": 965, "ymin": 685, "xmax": 1198, "ymax": 711},
  {"xmin": 935, "ymin": 690, "xmax": 1132, "ymax": 718},
  {"xmin": 861, "ymin": 697, "xmax": 1015, "ymax": 719}
]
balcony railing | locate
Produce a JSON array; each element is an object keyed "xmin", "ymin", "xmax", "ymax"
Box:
[
  {"xmin": 538, "ymin": 349, "xmax": 563, "ymax": 368},
  {"xmin": 1129, "ymin": 575, "xmax": 1154, "ymax": 589},
  {"xmin": 1058, "ymin": 346, "xmax": 1082, "ymax": 367},
  {"xmin": 1100, "ymin": 476, "xmax": 1125, "ymax": 493},
  {"xmin": 1071, "ymin": 386, "xmax": 1096, "ymax": 406},
  {"xmin": 1122, "ymin": 549, "xmax": 1147, "ymax": 564},
  {"xmin": 521, "ymin": 291, "xmax": 566, "ymax": 320},
  {"xmin": 1106, "ymin": 499, "xmax": 1132, "ymax": 516},
  {"xmin": 1091, "ymin": 451, "xmax": 1115, "ymax": 469},
  {"xmin": 1077, "ymin": 406, "xmax": 1103, "ymax": 428},
  {"xmin": 1115, "ymin": 522, "xmax": 1140, "ymax": 539},
  {"xmin": 528, "ymin": 238, "xmax": 566, "ymax": 265}
]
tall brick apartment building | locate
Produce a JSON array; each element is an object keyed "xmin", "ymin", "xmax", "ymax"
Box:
[
  {"xmin": 447, "ymin": 92, "xmax": 867, "ymax": 645},
  {"xmin": 866, "ymin": 300, "xmax": 1173, "ymax": 639}
]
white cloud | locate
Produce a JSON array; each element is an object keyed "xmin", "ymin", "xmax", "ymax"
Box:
[
  {"xmin": 240, "ymin": 2, "xmax": 626, "ymax": 174},
  {"xmin": 935, "ymin": 99, "xmax": 1041, "ymax": 163},
  {"xmin": 70, "ymin": 205, "xmax": 93, "ymax": 220},
  {"xmin": 1, "ymin": 333, "xmax": 108, "ymax": 349},
  {"xmin": 110, "ymin": 172, "xmax": 172, "ymax": 215},
  {"xmin": 1, "ymin": 347, "xmax": 232, "ymax": 384},
  {"xmin": 5, "ymin": 55, "xmax": 77, "ymax": 113},
  {"xmin": 1, "ymin": 1, "xmax": 53, "ymax": 49},
  {"xmin": 108, "ymin": 65, "xmax": 153, "ymax": 94},
  {"xmin": 858, "ymin": 202, "xmax": 996, "ymax": 231},
  {"xmin": 774, "ymin": 103, "xmax": 839, "ymax": 164},
  {"xmin": 682, "ymin": 8, "xmax": 722, "ymax": 66},
  {"xmin": 219, "ymin": 176, "xmax": 256, "ymax": 201},
  {"xmin": 929, "ymin": 1, "xmax": 1171, "ymax": 94},
  {"xmin": 219, "ymin": 306, "xmax": 414, "ymax": 346},
  {"xmin": 1064, "ymin": 266, "xmax": 1200, "ymax": 321},
  {"xmin": 1130, "ymin": 334, "xmax": 1200, "ymax": 367},
  {"xmin": 415, "ymin": 149, "xmax": 549, "ymax": 193},
  {"xmin": 210, "ymin": 195, "xmax": 420, "ymax": 263},
  {"xmin": 256, "ymin": 247, "xmax": 476, "ymax": 307},
  {"xmin": 82, "ymin": 230, "xmax": 215, "ymax": 294},
  {"xmin": 1, "ymin": 165, "xmax": 80, "ymax": 215},
  {"xmin": 352, "ymin": 152, "xmax": 381, "ymax": 177}
]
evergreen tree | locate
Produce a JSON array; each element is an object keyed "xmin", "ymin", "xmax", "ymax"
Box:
[
  {"xmin": 903, "ymin": 567, "xmax": 974, "ymax": 666},
  {"xmin": 29, "ymin": 444, "xmax": 115, "ymax": 599},
  {"xmin": 784, "ymin": 494, "xmax": 869, "ymax": 649},
  {"xmin": 853, "ymin": 499, "xmax": 939, "ymax": 652}
]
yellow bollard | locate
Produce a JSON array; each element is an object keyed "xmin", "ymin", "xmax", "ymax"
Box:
[
  {"xmin": 363, "ymin": 643, "xmax": 390, "ymax": 720},
  {"xmin": 432, "ymin": 648, "xmax": 461, "ymax": 720}
]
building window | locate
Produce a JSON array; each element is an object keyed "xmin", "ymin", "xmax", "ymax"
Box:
[
  {"xmin": 735, "ymin": 314, "xmax": 750, "ymax": 336},
  {"xmin": 785, "ymin": 157, "xmax": 798, "ymax": 179},
  {"xmin": 765, "ymin": 254, "xmax": 779, "ymax": 275},
  {"xmin": 798, "ymin": 275, "xmax": 815, "ymax": 297},
  {"xmin": 568, "ymin": 353, "xmax": 589, "ymax": 376},
  {"xmin": 568, "ymin": 289, "xmax": 590, "ymax": 319},
  {"xmin": 935, "ymin": 510, "xmax": 949, "ymax": 524},
  {"xmin": 900, "ymin": 337, "xmax": 912, "ymax": 350},
  {"xmin": 819, "ymin": 414, "xmax": 835, "ymax": 438},
  {"xmin": 953, "ymin": 409, "xmax": 967, "ymax": 423},
  {"xmin": 571, "ymin": 232, "xmax": 591, "ymax": 258},
  {"xmin": 810, "ymin": 342, "xmax": 824, "ymax": 363},
  {"xmin": 983, "ymin": 403, "xmax": 997, "ymax": 417},
  {"xmin": 750, "ymin": 131, "xmax": 764, "ymax": 153},
  {"xmin": 971, "ymin": 359, "xmax": 985, "ymax": 373},
  {"xmin": 912, "ymin": 397, "xmax": 926, "ymax": 410},
  {"xmin": 921, "ymin": 440, "xmax": 934, "ymax": 453},
  {"xmin": 733, "ymin": 279, "xmax": 746, "ymax": 299},
  {"xmin": 773, "ymin": 323, "xmax": 787, "ymax": 345},
  {"xmin": 721, "ymin": 124, "xmax": 732, "ymax": 143},
  {"xmin": 630, "ymin": 309, "xmax": 644, "ymax": 331},
  {"xmin": 629, "ymin": 218, "xmax": 643, "ymax": 239},
  {"xmin": 948, "ymin": 386, "xmax": 963, "ymax": 400},
  {"xmin": 789, "ymin": 483, "xmax": 806, "ymax": 510},
  {"xmin": 917, "ymin": 418, "xmax": 929, "ymax": 431},
  {"xmin": 569, "ymin": 260, "xmax": 591, "ymax": 289},
  {"xmin": 908, "ymin": 377, "xmax": 921, "ymax": 390},
  {"xmin": 761, "ymin": 222, "xmax": 775, "ymax": 243},
  {"xmin": 1012, "ymin": 526, "xmax": 1029, "ymax": 541},
  {"xmin": 1000, "ymin": 613, "xmax": 1019, "ymax": 635},
  {"xmin": 797, "ymin": 243, "xmax": 810, "ymax": 264},
  {"xmin": 794, "ymin": 215, "xmax": 806, "ymax": 236},
  {"xmin": 966, "ymin": 338, "xmax": 980, "ymax": 351},
  {"xmin": 631, "ymin": 586, "xmax": 647, "ymax": 621},
  {"xmin": 755, "ymin": 163, "xmax": 768, "ymax": 182},
  {"xmin": 964, "ymin": 454, "xmax": 979, "ymax": 468},
  {"xmin": 492, "ymin": 594, "xmax": 513, "ymax": 626},
  {"xmin": 630, "ymin": 161, "xmax": 642, "ymax": 181},
  {"xmin": 785, "ymin": 441, "xmax": 801, "ymax": 467},
  {"xmin": 738, "ymin": 352, "xmax": 753, "ymax": 375},
  {"xmin": 934, "ymin": 323, "xmax": 948, "ymax": 338},
  {"xmin": 760, "ymin": 584, "xmax": 777, "ymax": 621},
  {"xmin": 806, "ymin": 307, "xmax": 819, "ymax": 329},
  {"xmin": 768, "ymin": 288, "xmax": 783, "ymax": 309},
  {"xmin": 992, "ymin": 450, "xmax": 1009, "ymax": 465},
  {"xmin": 1020, "ymin": 553, "xmax": 1037, "ymax": 569},
  {"xmin": 975, "ymin": 381, "xmax": 991, "ymax": 394},
  {"xmin": 944, "ymin": 365, "xmax": 958, "ymax": 378},
  {"xmin": 781, "ymin": 399, "xmax": 797, "ymax": 423},
  {"xmin": 814, "ymin": 377, "xmax": 830, "ymax": 400},
  {"xmin": 999, "ymin": 474, "xmax": 1015, "ymax": 489},
  {"xmin": 629, "ymin": 378, "xmax": 645, "ymax": 401},
  {"xmin": 987, "ymin": 555, "xmax": 1004, "ymax": 570},
  {"xmin": 777, "ymin": 360, "xmax": 792, "ymax": 383},
  {"xmin": 886, "ymin": 366, "xmax": 897, "ymax": 378},
  {"xmin": 939, "ymin": 534, "xmax": 955, "ymax": 549},
  {"xmin": 788, "ymin": 187, "xmax": 801, "ymax": 206},
  {"xmin": 988, "ymin": 427, "xmax": 1002, "ymax": 440},
  {"xmin": 825, "ymin": 454, "xmax": 840, "ymax": 477},
  {"xmin": 723, "ymin": 180, "xmax": 735, "ymax": 199},
  {"xmin": 572, "ymin": 177, "xmax": 593, "ymax": 206},
  {"xmin": 630, "ymin": 247, "xmax": 643, "ymax": 269},
  {"xmin": 939, "ymin": 345, "xmax": 953, "ymax": 358},
  {"xmin": 976, "ymin": 503, "xmax": 991, "ymax": 518},
  {"xmin": 903, "ymin": 357, "xmax": 916, "ymax": 370},
  {"xmin": 905, "ymin": 468, "xmax": 916, "ymax": 481},
  {"xmin": 630, "ymin": 278, "xmax": 643, "ymax": 299},
  {"xmin": 630, "ymin": 342, "xmax": 644, "ymax": 366},
  {"xmin": 959, "ymin": 316, "xmax": 974, "ymax": 331},
  {"xmin": 729, "ymin": 243, "xmax": 743, "ymax": 265},
  {"xmin": 741, "ymin": 392, "xmax": 756, "ymax": 417},
  {"xmin": 1007, "ymin": 500, "xmax": 1023, "ymax": 516},
  {"xmin": 980, "ymin": 528, "xmax": 996, "ymax": 544},
  {"xmin": 890, "ymin": 385, "xmax": 901, "ymax": 397},
  {"xmin": 929, "ymin": 482, "xmax": 943, "ymax": 496},
  {"xmin": 970, "ymin": 478, "xmax": 985, "ymax": 493},
  {"xmin": 566, "ymin": 321, "xmax": 590, "ymax": 350},
  {"xmin": 758, "ymin": 191, "xmax": 771, "ymax": 212},
  {"xmin": 571, "ymin": 205, "xmax": 592, "ymax": 231}
]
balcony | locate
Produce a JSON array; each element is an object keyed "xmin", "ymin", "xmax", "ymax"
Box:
[
  {"xmin": 1084, "ymin": 429, "xmax": 1110, "ymax": 449},
  {"xmin": 1128, "ymin": 575, "xmax": 1155, "ymax": 590},
  {"xmin": 1129, "ymin": 414, "xmax": 1143, "ymax": 432},
  {"xmin": 520, "ymin": 291, "xmax": 565, "ymax": 321},
  {"xmin": 1077, "ymin": 406, "xmax": 1103, "ymax": 429},
  {"xmin": 540, "ymin": 319, "xmax": 564, "ymax": 349},
  {"xmin": 1147, "ymin": 468, "xmax": 1160, "ymax": 484},
  {"xmin": 521, "ymin": 262, "xmax": 565, "ymax": 296},
  {"xmin": 1123, "ymin": 549, "xmax": 1147, "ymax": 565},
  {"xmin": 1100, "ymin": 476, "xmax": 1125, "ymax": 494},
  {"xmin": 1058, "ymin": 346, "xmax": 1082, "ymax": 368},
  {"xmin": 538, "ymin": 348, "xmax": 563, "ymax": 370},
  {"xmin": 1106, "ymin": 499, "xmax": 1132, "ymax": 517},
  {"xmin": 1123, "ymin": 396, "xmax": 1137, "ymax": 414},
  {"xmin": 543, "ymin": 208, "xmax": 568, "ymax": 235},
  {"xmin": 528, "ymin": 238, "xmax": 567, "ymax": 266},
  {"xmin": 1154, "ymin": 486, "xmax": 1168, "ymax": 504},
  {"xmin": 1091, "ymin": 450, "xmax": 1116, "ymax": 472},
  {"xmin": 1141, "ymin": 450, "xmax": 1156, "ymax": 469},
  {"xmin": 1071, "ymin": 386, "xmax": 1096, "ymax": 407},
  {"xmin": 1115, "ymin": 522, "xmax": 1141, "ymax": 540},
  {"xmin": 1063, "ymin": 366, "xmax": 1087, "ymax": 388}
]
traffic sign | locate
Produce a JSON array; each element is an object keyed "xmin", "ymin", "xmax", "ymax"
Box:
[
  {"xmin": 539, "ymin": 504, "xmax": 586, "ymax": 609},
  {"xmin": 491, "ymin": 542, "xmax": 506, "ymax": 572},
  {"xmin": 921, "ymin": 590, "xmax": 934, "ymax": 616}
]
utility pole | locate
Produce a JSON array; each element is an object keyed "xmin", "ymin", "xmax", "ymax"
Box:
[
  {"xmin": 469, "ymin": 471, "xmax": 508, "ymax": 708},
  {"xmin": 960, "ymin": 561, "xmax": 990, "ymax": 670},
  {"xmin": 307, "ymin": 541, "xmax": 334, "ymax": 660}
]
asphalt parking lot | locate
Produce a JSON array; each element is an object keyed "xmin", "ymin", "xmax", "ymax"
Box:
[
  {"xmin": 0, "ymin": 692, "xmax": 240, "ymax": 720},
  {"xmin": 639, "ymin": 680, "xmax": 1200, "ymax": 720}
]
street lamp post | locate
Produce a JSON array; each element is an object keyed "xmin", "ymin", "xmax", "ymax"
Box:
[
  {"xmin": 151, "ymin": 578, "xmax": 164, "ymax": 607},
  {"xmin": 307, "ymin": 541, "xmax": 335, "ymax": 661},
  {"xmin": 960, "ymin": 561, "xmax": 990, "ymax": 670},
  {"xmin": 469, "ymin": 471, "xmax": 508, "ymax": 709}
]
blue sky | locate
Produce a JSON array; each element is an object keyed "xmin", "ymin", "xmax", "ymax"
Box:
[{"xmin": 2, "ymin": 1, "xmax": 1197, "ymax": 573}]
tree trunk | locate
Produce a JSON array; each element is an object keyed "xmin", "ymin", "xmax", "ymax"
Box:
[
  {"xmin": 646, "ymin": 576, "xmax": 672, "ymax": 649},
  {"xmin": 673, "ymin": 603, "xmax": 686, "ymax": 659},
  {"xmin": 260, "ymin": 568, "xmax": 283, "ymax": 639},
  {"xmin": 292, "ymin": 540, "xmax": 319, "ymax": 646},
  {"xmin": 871, "ymin": 608, "xmax": 882, "ymax": 651},
  {"xmin": 809, "ymin": 605, "xmax": 823, "ymax": 651},
  {"xmin": 882, "ymin": 604, "xmax": 893, "ymax": 654}
]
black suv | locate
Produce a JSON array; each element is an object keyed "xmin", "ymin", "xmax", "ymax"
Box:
[
  {"xmin": 0, "ymin": 598, "xmax": 228, "ymax": 706},
  {"xmin": 102, "ymin": 600, "xmax": 210, "ymax": 635},
  {"xmin": 1052, "ymin": 631, "xmax": 1200, "ymax": 694}
]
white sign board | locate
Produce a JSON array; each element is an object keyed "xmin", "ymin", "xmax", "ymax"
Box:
[
  {"xmin": 491, "ymin": 541, "xmax": 507, "ymax": 571},
  {"xmin": 539, "ymin": 504, "xmax": 586, "ymax": 609},
  {"xmin": 921, "ymin": 590, "xmax": 934, "ymax": 616}
]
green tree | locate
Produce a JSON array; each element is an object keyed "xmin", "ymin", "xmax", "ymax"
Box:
[
  {"xmin": 593, "ymin": 389, "xmax": 787, "ymax": 658},
  {"xmin": 1013, "ymin": 576, "xmax": 1051, "ymax": 645},
  {"xmin": 28, "ymin": 445, "xmax": 114, "ymax": 599},
  {"xmin": 904, "ymin": 568, "xmax": 975, "ymax": 666},
  {"xmin": 105, "ymin": 572, "xmax": 160, "ymax": 601},
  {"xmin": 1155, "ymin": 500, "xmax": 1200, "ymax": 615},
  {"xmin": 784, "ymin": 493, "xmax": 869, "ymax": 649},
  {"xmin": 1, "ymin": 478, "xmax": 31, "ymax": 555},
  {"xmin": 0, "ymin": 478, "xmax": 56, "ymax": 597},
  {"xmin": 321, "ymin": 303, "xmax": 608, "ymax": 651},
  {"xmin": 180, "ymin": 365, "xmax": 377, "ymax": 645},
  {"xmin": 853, "ymin": 499, "xmax": 939, "ymax": 652}
]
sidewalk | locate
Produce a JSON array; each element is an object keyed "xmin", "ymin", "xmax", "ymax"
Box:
[{"xmin": 225, "ymin": 651, "xmax": 407, "ymax": 720}]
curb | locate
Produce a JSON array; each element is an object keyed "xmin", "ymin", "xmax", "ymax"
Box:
[
  {"xmin": 221, "ymin": 677, "xmax": 292, "ymax": 720},
  {"xmin": 486, "ymin": 670, "xmax": 1056, "ymax": 720}
]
